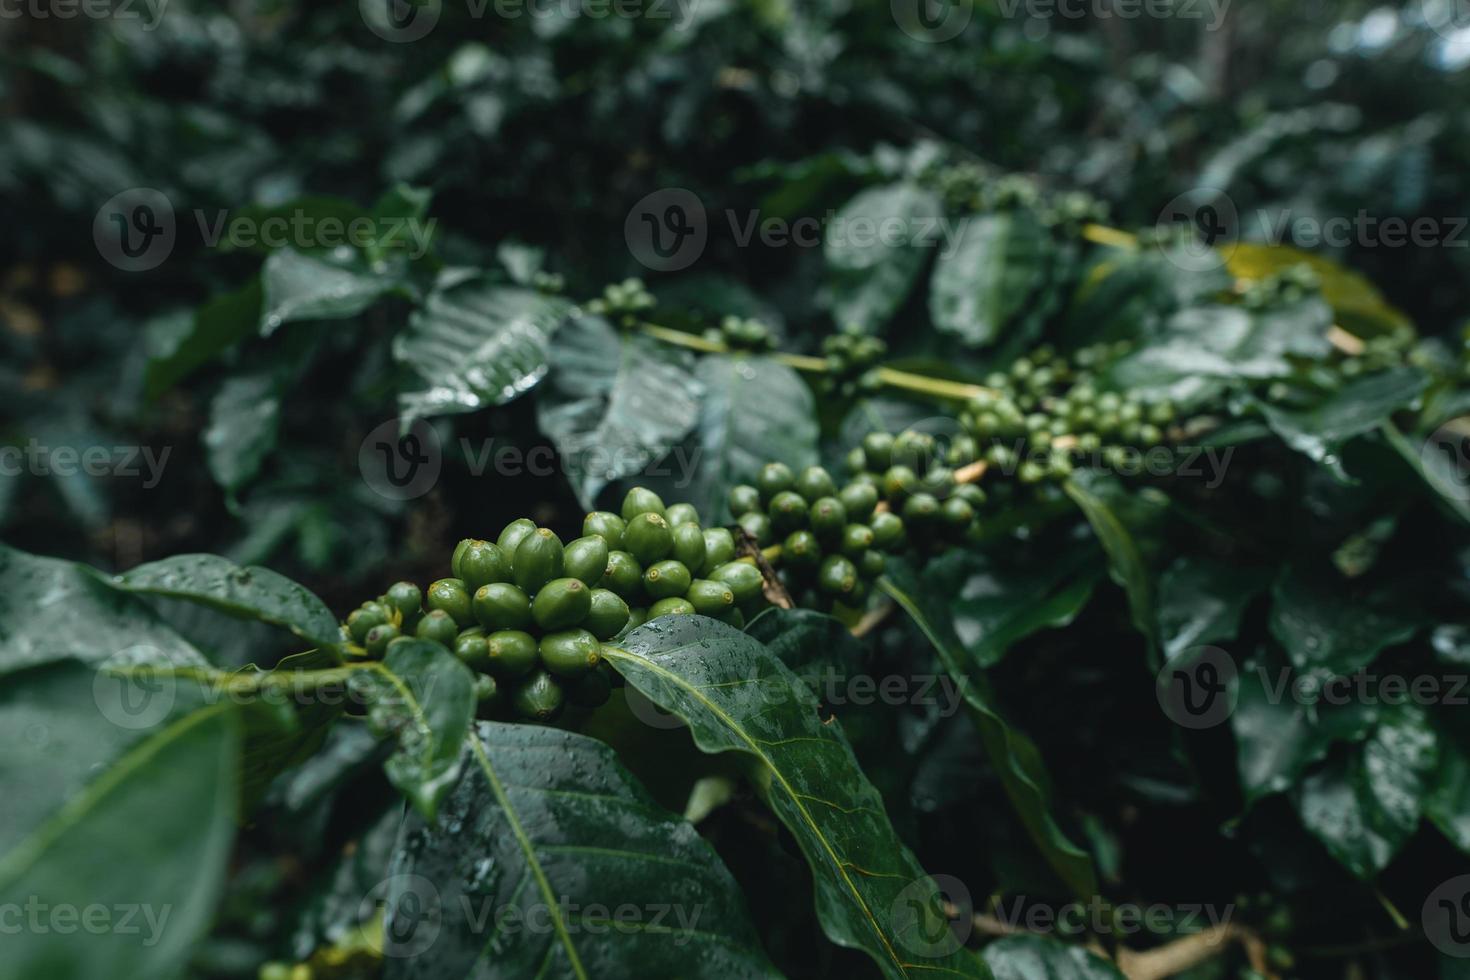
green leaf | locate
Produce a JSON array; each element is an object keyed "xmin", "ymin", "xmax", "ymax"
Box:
[
  {"xmin": 1062, "ymin": 474, "xmax": 1157, "ymax": 656},
  {"xmin": 654, "ymin": 354, "xmax": 819, "ymax": 522},
  {"xmin": 537, "ymin": 314, "xmax": 703, "ymax": 508},
  {"xmin": 0, "ymin": 543, "xmax": 207, "ymax": 677},
  {"xmin": 350, "ymin": 640, "xmax": 477, "ymax": 821},
  {"xmin": 1428, "ymin": 730, "xmax": 1470, "ymax": 857},
  {"xmin": 1293, "ymin": 703, "xmax": 1438, "ymax": 879},
  {"xmin": 204, "ymin": 369, "xmax": 286, "ymax": 498},
  {"xmin": 606, "ymin": 617, "xmax": 991, "ymax": 980},
  {"xmin": 919, "ymin": 546, "xmax": 1100, "ymax": 668},
  {"xmin": 1156, "ymin": 557, "xmax": 1266, "ymax": 662},
  {"xmin": 259, "ymin": 248, "xmax": 398, "ymax": 336},
  {"xmin": 0, "ymin": 662, "xmax": 242, "ymax": 980},
  {"xmin": 930, "ymin": 211, "xmax": 1051, "ymax": 347},
  {"xmin": 1256, "ymin": 366, "xmax": 1428, "ymax": 481},
  {"xmin": 825, "ymin": 183, "xmax": 942, "ymax": 332},
  {"xmin": 101, "ymin": 553, "xmax": 343, "ymax": 652},
  {"xmin": 143, "ymin": 282, "xmax": 262, "ymax": 400},
  {"xmin": 383, "ymin": 721, "xmax": 778, "ymax": 978},
  {"xmin": 880, "ymin": 563, "xmax": 1099, "ymax": 906},
  {"xmin": 394, "ymin": 277, "xmax": 572, "ymax": 421},
  {"xmin": 1225, "ymin": 242, "xmax": 1413, "ymax": 338},
  {"xmin": 1268, "ymin": 565, "xmax": 1418, "ymax": 678},
  {"xmin": 981, "ymin": 935, "xmax": 1125, "ymax": 979},
  {"xmin": 1380, "ymin": 420, "xmax": 1470, "ymax": 525}
]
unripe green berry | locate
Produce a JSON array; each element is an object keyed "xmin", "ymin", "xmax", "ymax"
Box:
[
  {"xmin": 426, "ymin": 578, "xmax": 475, "ymax": 628},
  {"xmin": 621, "ymin": 487, "xmax": 666, "ymax": 521},
  {"xmin": 623, "ymin": 512, "xmax": 673, "ymax": 565},
  {"xmin": 415, "ymin": 608, "xmax": 461, "ymax": 646},
  {"xmin": 642, "ymin": 559, "xmax": 693, "ymax": 600},
  {"xmin": 728, "ymin": 484, "xmax": 761, "ymax": 516},
  {"xmin": 768, "ymin": 491, "xmax": 809, "ymax": 534},
  {"xmin": 583, "ymin": 511, "xmax": 627, "ymax": 550},
  {"xmin": 794, "ymin": 466, "xmax": 837, "ymax": 502},
  {"xmin": 755, "ymin": 462, "xmax": 795, "ymax": 502}
]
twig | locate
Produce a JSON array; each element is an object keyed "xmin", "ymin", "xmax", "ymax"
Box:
[{"xmin": 1114, "ymin": 925, "xmax": 1275, "ymax": 980}]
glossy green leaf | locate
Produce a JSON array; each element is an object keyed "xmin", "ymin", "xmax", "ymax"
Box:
[
  {"xmin": 881, "ymin": 563, "xmax": 1099, "ymax": 906},
  {"xmin": 607, "ymin": 616, "xmax": 991, "ymax": 980},
  {"xmin": 204, "ymin": 368, "xmax": 286, "ymax": 497},
  {"xmin": 1256, "ymin": 366, "xmax": 1428, "ymax": 481},
  {"xmin": 394, "ymin": 278, "xmax": 571, "ymax": 421},
  {"xmin": 0, "ymin": 543, "xmax": 207, "ymax": 676},
  {"xmin": 1380, "ymin": 420, "xmax": 1470, "ymax": 525},
  {"xmin": 980, "ymin": 935, "xmax": 1125, "ymax": 979},
  {"xmin": 0, "ymin": 662, "xmax": 242, "ymax": 980},
  {"xmin": 825, "ymin": 183, "xmax": 942, "ymax": 332},
  {"xmin": 143, "ymin": 282, "xmax": 261, "ymax": 400},
  {"xmin": 1268, "ymin": 565, "xmax": 1418, "ymax": 678},
  {"xmin": 259, "ymin": 247, "xmax": 398, "ymax": 335},
  {"xmin": 383, "ymin": 721, "xmax": 778, "ymax": 978},
  {"xmin": 537, "ymin": 314, "xmax": 703, "ymax": 508},
  {"xmin": 1156, "ymin": 557, "xmax": 1266, "ymax": 662},
  {"xmin": 102, "ymin": 553, "xmax": 343, "ymax": 652},
  {"xmin": 350, "ymin": 640, "xmax": 477, "ymax": 821},
  {"xmin": 930, "ymin": 211, "xmax": 1051, "ymax": 347},
  {"xmin": 1292, "ymin": 703, "xmax": 1438, "ymax": 879},
  {"xmin": 1062, "ymin": 474, "xmax": 1157, "ymax": 656}
]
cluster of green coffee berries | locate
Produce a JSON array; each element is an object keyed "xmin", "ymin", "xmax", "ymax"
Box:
[
  {"xmin": 841, "ymin": 432, "xmax": 986, "ymax": 546},
  {"xmin": 1240, "ymin": 264, "xmax": 1319, "ymax": 311},
  {"xmin": 342, "ymin": 488, "xmax": 771, "ymax": 724},
  {"xmin": 708, "ymin": 315, "xmax": 776, "ymax": 352},
  {"xmin": 819, "ymin": 328, "xmax": 887, "ymax": 398},
  {"xmin": 586, "ymin": 277, "xmax": 655, "ymax": 320},
  {"xmin": 958, "ymin": 343, "xmax": 1176, "ymax": 483},
  {"xmin": 727, "ymin": 462, "xmax": 912, "ymax": 607},
  {"xmin": 925, "ymin": 164, "xmax": 1106, "ymax": 230}
]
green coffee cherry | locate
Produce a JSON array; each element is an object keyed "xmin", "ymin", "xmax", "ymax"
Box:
[
  {"xmin": 624, "ymin": 512, "xmax": 673, "ymax": 565},
  {"xmin": 563, "ymin": 535, "xmax": 610, "ymax": 587},
  {"xmin": 513, "ymin": 528, "xmax": 564, "ymax": 594},
  {"xmin": 602, "ymin": 551, "xmax": 643, "ymax": 601},
  {"xmin": 846, "ymin": 447, "xmax": 867, "ymax": 474},
  {"xmin": 728, "ymin": 484, "xmax": 761, "ymax": 516},
  {"xmin": 768, "ymin": 491, "xmax": 809, "ymax": 533},
  {"xmin": 384, "ymin": 581, "xmax": 422, "ymax": 620},
  {"xmin": 643, "ymin": 559, "xmax": 693, "ymax": 600},
  {"xmin": 842, "ymin": 524, "xmax": 875, "ymax": 557},
  {"xmin": 859, "ymin": 550, "xmax": 887, "ymax": 578},
  {"xmin": 497, "ymin": 518, "xmax": 537, "ymax": 555},
  {"xmin": 649, "ymin": 596, "xmax": 696, "ymax": 618},
  {"xmin": 794, "ymin": 466, "xmax": 837, "ymax": 502},
  {"xmin": 809, "ymin": 497, "xmax": 848, "ymax": 539},
  {"xmin": 453, "ymin": 629, "xmax": 490, "ymax": 672},
  {"xmin": 941, "ymin": 497, "xmax": 975, "ymax": 529},
  {"xmin": 954, "ymin": 484, "xmax": 987, "ymax": 509},
  {"xmin": 783, "ymin": 530, "xmax": 821, "ymax": 571},
  {"xmin": 585, "ymin": 589, "xmax": 631, "ymax": 641},
  {"xmin": 902, "ymin": 493, "xmax": 941, "ymax": 527},
  {"xmin": 862, "ymin": 432, "xmax": 894, "ymax": 470},
  {"xmin": 487, "ymin": 630, "xmax": 539, "ymax": 678},
  {"xmin": 665, "ymin": 502, "xmax": 701, "ymax": 527},
  {"xmin": 671, "ymin": 523, "xmax": 707, "ymax": 571},
  {"xmin": 755, "ymin": 462, "xmax": 794, "ymax": 502},
  {"xmin": 710, "ymin": 561, "xmax": 764, "ymax": 604},
  {"xmin": 686, "ymin": 579, "xmax": 736, "ymax": 616},
  {"xmin": 566, "ymin": 667, "xmax": 612, "ymax": 709},
  {"xmin": 532, "ymin": 578, "xmax": 592, "ymax": 631},
  {"xmin": 882, "ymin": 465, "xmax": 918, "ymax": 501},
  {"xmin": 838, "ymin": 482, "xmax": 879, "ymax": 522},
  {"xmin": 583, "ymin": 511, "xmax": 626, "ymax": 550},
  {"xmin": 473, "ymin": 583, "xmax": 533, "ymax": 632},
  {"xmin": 347, "ymin": 604, "xmax": 389, "ymax": 643},
  {"xmin": 415, "ymin": 609, "xmax": 461, "ymax": 646},
  {"xmin": 738, "ymin": 511, "xmax": 773, "ymax": 545},
  {"xmin": 473, "ymin": 674, "xmax": 501, "ymax": 713},
  {"xmin": 701, "ymin": 528, "xmax": 736, "ymax": 573},
  {"xmin": 513, "ymin": 670, "xmax": 565, "ymax": 721},
  {"xmin": 621, "ymin": 487, "xmax": 666, "ymax": 521},
  {"xmin": 717, "ymin": 606, "xmax": 746, "ymax": 629},
  {"xmin": 818, "ymin": 555, "xmax": 859, "ymax": 598},
  {"xmin": 540, "ymin": 629, "xmax": 601, "ymax": 677},
  {"xmin": 365, "ymin": 623, "xmax": 400, "ymax": 659},
  {"xmin": 426, "ymin": 578, "xmax": 475, "ymax": 627}
]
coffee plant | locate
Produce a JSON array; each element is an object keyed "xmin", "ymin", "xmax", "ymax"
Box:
[{"xmin": 6, "ymin": 4, "xmax": 1470, "ymax": 980}]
